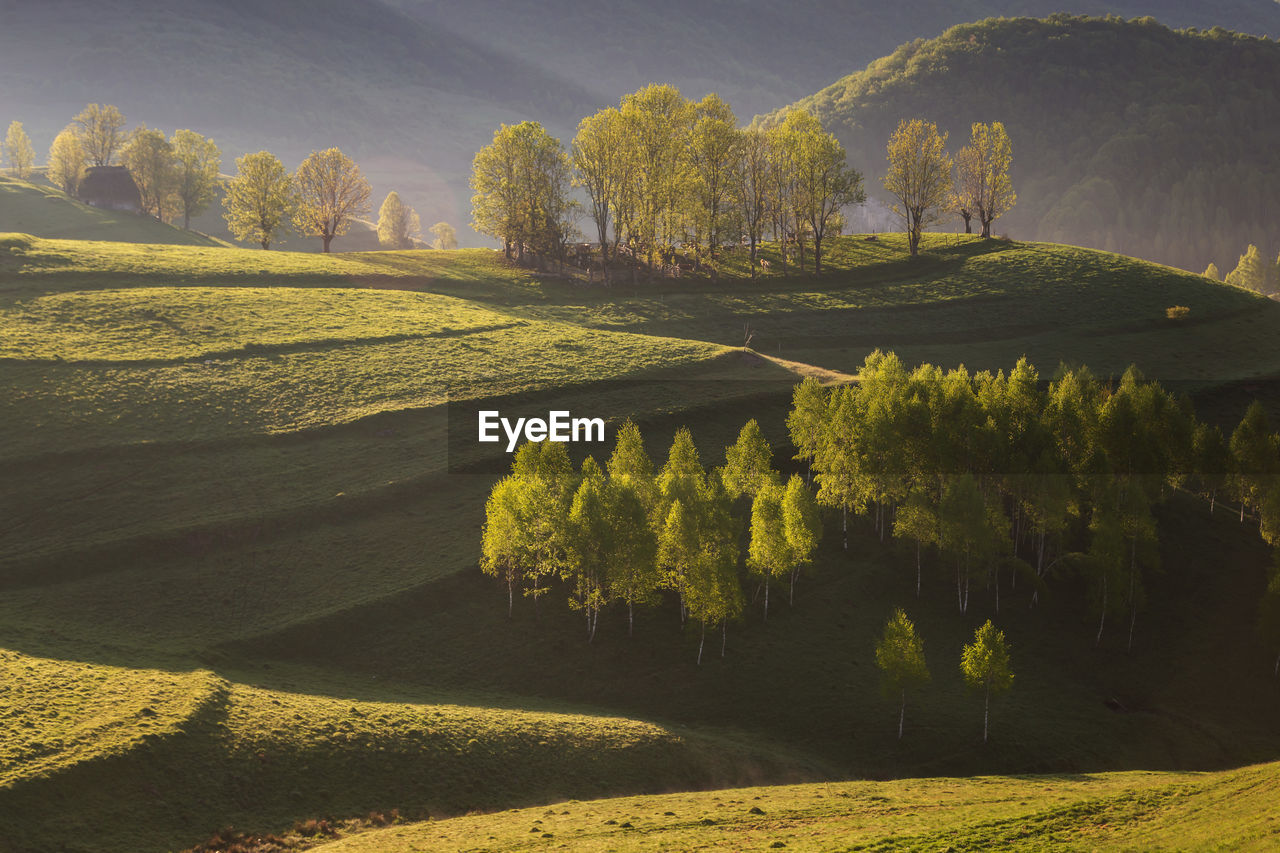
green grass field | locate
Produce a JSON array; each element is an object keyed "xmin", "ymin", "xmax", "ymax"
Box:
[
  {"xmin": 2, "ymin": 229, "xmax": 1278, "ymax": 852},
  {"xmin": 0, "ymin": 176, "xmax": 225, "ymax": 248},
  {"xmin": 312, "ymin": 759, "xmax": 1280, "ymax": 851}
]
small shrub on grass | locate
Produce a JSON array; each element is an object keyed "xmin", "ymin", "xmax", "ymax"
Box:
[{"xmin": 1166, "ymin": 305, "xmax": 1190, "ymax": 319}]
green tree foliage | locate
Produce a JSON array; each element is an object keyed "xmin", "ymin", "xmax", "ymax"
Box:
[
  {"xmin": 1230, "ymin": 401, "xmax": 1279, "ymax": 523},
  {"xmin": 721, "ymin": 419, "xmax": 776, "ymax": 501},
  {"xmin": 72, "ymin": 103, "xmax": 126, "ymax": 167},
  {"xmin": 471, "ymin": 121, "xmax": 573, "ymax": 262},
  {"xmin": 170, "ymin": 130, "xmax": 221, "ymax": 230},
  {"xmin": 571, "ymin": 107, "xmax": 627, "ymax": 280},
  {"xmin": 883, "ymin": 118, "xmax": 951, "ymax": 256},
  {"xmin": 46, "ymin": 127, "xmax": 86, "ymax": 195},
  {"xmin": 293, "ymin": 148, "xmax": 372, "ymax": 253},
  {"xmin": 797, "ymin": 351, "xmax": 1244, "ymax": 647},
  {"xmin": 733, "ymin": 127, "xmax": 773, "ymax": 274},
  {"xmin": 429, "ymin": 221, "xmax": 457, "ymax": 250},
  {"xmin": 604, "ymin": 477, "xmax": 659, "ymax": 636},
  {"xmin": 1203, "ymin": 262, "xmax": 1221, "ymax": 281},
  {"xmin": 607, "ymin": 419, "xmax": 658, "ymax": 518},
  {"xmin": 687, "ymin": 93, "xmax": 740, "ymax": 263},
  {"xmin": 566, "ymin": 458, "xmax": 610, "ymax": 641},
  {"xmin": 1224, "ymin": 244, "xmax": 1276, "ymax": 294},
  {"xmin": 787, "ymin": 377, "xmax": 829, "ymax": 483},
  {"xmin": 951, "ymin": 122, "xmax": 1016, "ymax": 237},
  {"xmin": 222, "ymin": 151, "xmax": 295, "ymax": 250},
  {"xmin": 683, "ymin": 479, "xmax": 743, "ymax": 664},
  {"xmin": 972, "ymin": 122, "xmax": 1016, "ymax": 237},
  {"xmin": 376, "ymin": 191, "xmax": 421, "ymax": 249},
  {"xmin": 747, "ymin": 479, "xmax": 790, "ymax": 621},
  {"xmin": 508, "ymin": 440, "xmax": 578, "ymax": 615},
  {"xmin": 779, "ymin": 109, "xmax": 866, "ymax": 273},
  {"xmin": 480, "ymin": 474, "xmax": 527, "ymax": 618},
  {"xmin": 3, "ymin": 121, "xmax": 35, "ymax": 178},
  {"xmin": 780, "ymin": 474, "xmax": 822, "ymax": 603},
  {"xmin": 120, "ymin": 127, "xmax": 177, "ymax": 221},
  {"xmin": 960, "ymin": 620, "xmax": 1013, "ymax": 743},
  {"xmin": 894, "ymin": 488, "xmax": 939, "ymax": 597},
  {"xmin": 875, "ymin": 608, "xmax": 930, "ymax": 739},
  {"xmin": 620, "ymin": 84, "xmax": 696, "ymax": 269}
]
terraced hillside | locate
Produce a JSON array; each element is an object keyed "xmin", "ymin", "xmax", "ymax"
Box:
[{"xmin": 2, "ymin": 232, "xmax": 1278, "ymax": 851}]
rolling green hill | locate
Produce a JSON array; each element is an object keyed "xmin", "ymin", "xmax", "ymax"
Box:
[
  {"xmin": 769, "ymin": 15, "xmax": 1280, "ymax": 274},
  {"xmin": 2, "ymin": 233, "xmax": 1279, "ymax": 851},
  {"xmin": 0, "ymin": 176, "xmax": 223, "ymax": 246},
  {"xmin": 314, "ymin": 759, "xmax": 1280, "ymax": 851}
]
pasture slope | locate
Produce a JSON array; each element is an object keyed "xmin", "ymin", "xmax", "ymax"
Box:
[
  {"xmin": 0, "ymin": 176, "xmax": 225, "ymax": 248},
  {"xmin": 1, "ymin": 229, "xmax": 1279, "ymax": 851},
  {"xmin": 314, "ymin": 759, "xmax": 1280, "ymax": 852}
]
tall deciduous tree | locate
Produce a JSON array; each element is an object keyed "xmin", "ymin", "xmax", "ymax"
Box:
[
  {"xmin": 510, "ymin": 440, "xmax": 578, "ymax": 616},
  {"xmin": 566, "ymin": 457, "xmax": 610, "ymax": 642},
  {"xmin": 951, "ymin": 144, "xmax": 980, "ymax": 233},
  {"xmin": 1230, "ymin": 401, "xmax": 1279, "ymax": 522},
  {"xmin": 875, "ymin": 608, "xmax": 930, "ymax": 739},
  {"xmin": 883, "ymin": 118, "xmax": 952, "ymax": 256},
  {"xmin": 722, "ymin": 419, "xmax": 775, "ymax": 501},
  {"xmin": 688, "ymin": 93, "xmax": 740, "ymax": 262},
  {"xmin": 956, "ymin": 122, "xmax": 1017, "ymax": 238},
  {"xmin": 472, "ymin": 121, "xmax": 573, "ymax": 262},
  {"xmin": 429, "ymin": 221, "xmax": 457, "ymax": 250},
  {"xmin": 571, "ymin": 107, "xmax": 627, "ymax": 280},
  {"xmin": 620, "ymin": 84, "xmax": 695, "ymax": 270},
  {"xmin": 293, "ymin": 148, "xmax": 372, "ymax": 253},
  {"xmin": 222, "ymin": 151, "xmax": 295, "ymax": 250},
  {"xmin": 787, "ymin": 376, "xmax": 829, "ymax": 484},
  {"xmin": 747, "ymin": 479, "xmax": 790, "ymax": 621},
  {"xmin": 121, "ymin": 127, "xmax": 178, "ymax": 221},
  {"xmin": 684, "ymin": 478, "xmax": 743, "ymax": 663},
  {"xmin": 782, "ymin": 109, "xmax": 865, "ymax": 274},
  {"xmin": 781, "ymin": 473, "xmax": 822, "ymax": 603},
  {"xmin": 376, "ymin": 191, "xmax": 420, "ymax": 249},
  {"xmin": 72, "ymin": 103, "xmax": 126, "ymax": 166},
  {"xmin": 481, "ymin": 475, "xmax": 526, "ymax": 618},
  {"xmin": 607, "ymin": 419, "xmax": 658, "ymax": 521},
  {"xmin": 734, "ymin": 127, "xmax": 772, "ymax": 275},
  {"xmin": 47, "ymin": 127, "xmax": 86, "ymax": 195},
  {"xmin": 960, "ymin": 619, "xmax": 1014, "ymax": 743},
  {"xmin": 3, "ymin": 121, "xmax": 35, "ymax": 178},
  {"xmin": 604, "ymin": 477, "xmax": 660, "ymax": 636},
  {"xmin": 171, "ymin": 129, "xmax": 221, "ymax": 230}
]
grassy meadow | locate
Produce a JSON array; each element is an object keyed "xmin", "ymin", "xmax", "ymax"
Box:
[
  {"xmin": 312, "ymin": 760, "xmax": 1280, "ymax": 852},
  {"xmin": 1, "ymin": 228, "xmax": 1279, "ymax": 851}
]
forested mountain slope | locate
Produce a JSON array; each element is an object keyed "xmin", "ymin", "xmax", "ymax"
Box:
[
  {"xmin": 769, "ymin": 15, "xmax": 1280, "ymax": 272},
  {"xmin": 3, "ymin": 2, "xmax": 1279, "ymax": 247}
]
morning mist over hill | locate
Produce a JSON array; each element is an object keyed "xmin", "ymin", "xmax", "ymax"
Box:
[{"xmin": 2, "ymin": 0, "xmax": 1279, "ymax": 261}]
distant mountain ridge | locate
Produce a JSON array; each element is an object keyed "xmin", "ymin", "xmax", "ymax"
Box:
[
  {"xmin": 767, "ymin": 14, "xmax": 1280, "ymax": 273},
  {"xmin": 1, "ymin": 1, "xmax": 1278, "ymax": 247}
]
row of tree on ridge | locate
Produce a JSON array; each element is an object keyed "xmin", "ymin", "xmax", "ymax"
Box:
[
  {"xmin": 0, "ymin": 106, "xmax": 459, "ymax": 252},
  {"xmin": 468, "ymin": 84, "xmax": 1017, "ymax": 279}
]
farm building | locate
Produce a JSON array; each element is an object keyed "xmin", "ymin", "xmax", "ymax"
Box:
[{"xmin": 78, "ymin": 165, "xmax": 141, "ymax": 213}]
